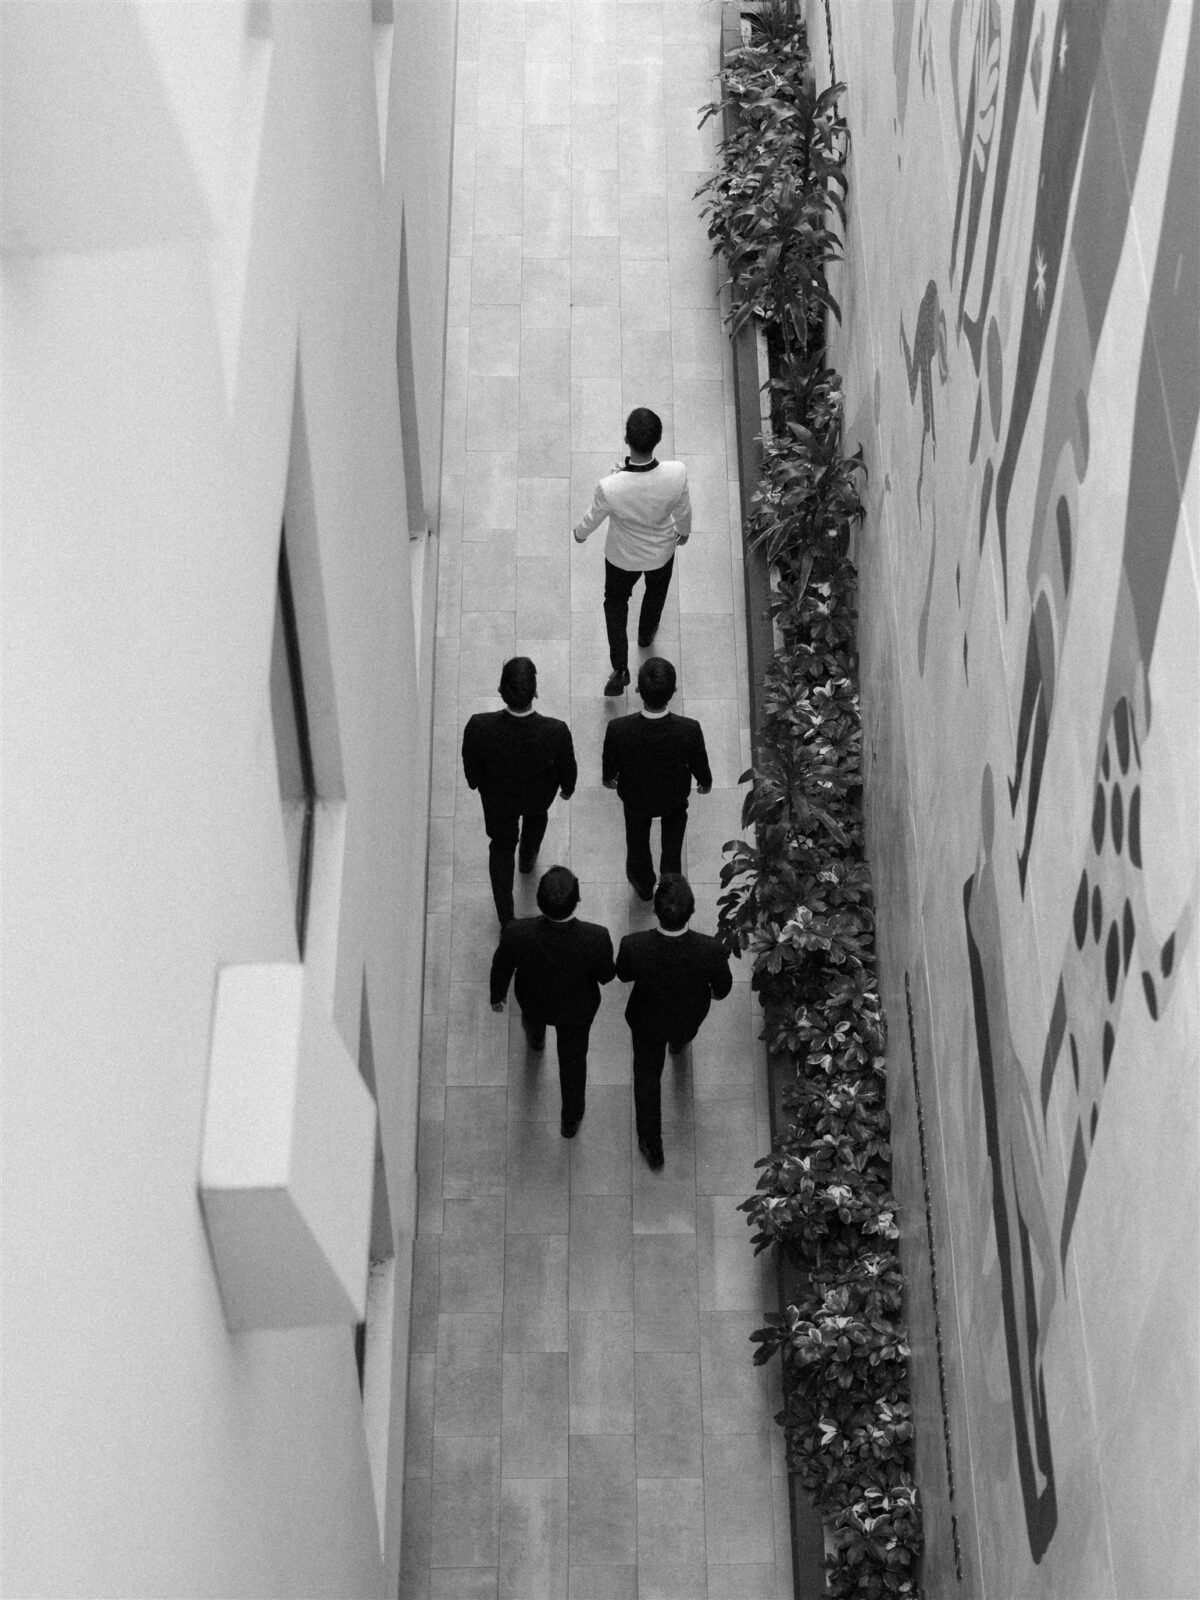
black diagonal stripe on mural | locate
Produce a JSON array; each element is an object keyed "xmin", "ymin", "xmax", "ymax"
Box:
[
  {"xmin": 950, "ymin": 0, "xmax": 1002, "ymax": 343},
  {"xmin": 999, "ymin": 0, "xmax": 1169, "ymax": 897},
  {"xmin": 958, "ymin": 0, "xmax": 1036, "ymax": 371},
  {"xmin": 990, "ymin": 0, "xmax": 1110, "ymax": 612}
]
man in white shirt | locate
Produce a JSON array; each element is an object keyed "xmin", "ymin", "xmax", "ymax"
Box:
[{"xmin": 572, "ymin": 407, "xmax": 692, "ymax": 696}]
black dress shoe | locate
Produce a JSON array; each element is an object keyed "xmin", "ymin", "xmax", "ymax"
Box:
[
  {"xmin": 638, "ymin": 1136, "xmax": 665, "ymax": 1170},
  {"xmin": 518, "ymin": 854, "xmax": 536, "ymax": 874},
  {"xmin": 561, "ymin": 1112, "xmax": 583, "ymax": 1139},
  {"xmin": 524, "ymin": 1029, "xmax": 546, "ymax": 1052},
  {"xmin": 636, "ymin": 630, "xmax": 655, "ymax": 648},
  {"xmin": 626, "ymin": 872, "xmax": 655, "ymax": 903},
  {"xmin": 604, "ymin": 666, "xmax": 631, "ymax": 696},
  {"xmin": 668, "ymin": 1040, "xmax": 688, "ymax": 1056}
]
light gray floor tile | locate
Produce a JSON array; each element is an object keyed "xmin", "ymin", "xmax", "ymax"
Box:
[
  {"xmin": 636, "ymin": 1478, "xmax": 707, "ymax": 1599},
  {"xmin": 567, "ymin": 1435, "xmax": 637, "ymax": 1565},
  {"xmin": 400, "ymin": 1475, "xmax": 433, "ymax": 1600},
  {"xmin": 568, "ymin": 1311, "xmax": 635, "ymax": 1434},
  {"xmin": 634, "ymin": 1350, "xmax": 702, "ymax": 1477},
  {"xmin": 411, "ymin": 1234, "xmax": 441, "ymax": 1352},
  {"xmin": 442, "ymin": 1087, "xmax": 508, "ymax": 1196},
  {"xmin": 440, "ymin": 1196, "xmax": 506, "ymax": 1313},
  {"xmin": 461, "ymin": 528, "xmax": 517, "ymax": 614},
  {"xmin": 406, "ymin": 1352, "xmax": 437, "ymax": 1478},
  {"xmin": 435, "ymin": 1313, "xmax": 504, "ymax": 1435},
  {"xmin": 631, "ymin": 1112, "xmax": 696, "ymax": 1235},
  {"xmin": 445, "ymin": 982, "xmax": 510, "ymax": 1088},
  {"xmin": 620, "ymin": 259, "xmax": 672, "ymax": 330},
  {"xmin": 507, "ymin": 1116, "xmax": 571, "ymax": 1233},
  {"xmin": 702, "ymin": 1434, "xmax": 775, "ymax": 1566},
  {"xmin": 471, "ymin": 237, "xmax": 523, "ymax": 305},
  {"xmin": 571, "ymin": 104, "xmax": 620, "ymax": 171},
  {"xmin": 571, "ymin": 240, "xmax": 621, "ymax": 309},
  {"xmin": 569, "ymin": 1083, "xmax": 633, "ymax": 1195},
  {"xmin": 568, "ymin": 1566, "xmax": 638, "ymax": 1599},
  {"xmin": 699, "ymin": 1310, "xmax": 770, "ymax": 1435},
  {"xmin": 523, "ymin": 186, "xmax": 572, "ymax": 257},
  {"xmin": 431, "ymin": 1436, "xmax": 501, "ymax": 1567},
  {"xmin": 498, "ymin": 1478, "xmax": 568, "ymax": 1600},
  {"xmin": 521, "ymin": 256, "xmax": 572, "ymax": 329},
  {"xmin": 686, "ymin": 787, "xmax": 747, "ymax": 884},
  {"xmin": 417, "ymin": 1117, "xmax": 446, "ymax": 1235},
  {"xmin": 633, "ymin": 1234, "xmax": 699, "ymax": 1350},
  {"xmin": 569, "ymin": 1194, "xmax": 633, "ymax": 1311},
  {"xmin": 469, "ymin": 300, "xmax": 521, "ymax": 374},
  {"xmin": 468, "ymin": 375, "xmax": 521, "ymax": 451},
  {"xmin": 694, "ymin": 1098, "xmax": 760, "ymax": 1195},
  {"xmin": 463, "ymin": 451, "xmax": 519, "ymax": 537},
  {"xmin": 525, "ymin": 4, "xmax": 571, "ymax": 64},
  {"xmin": 696, "ymin": 1194, "xmax": 771, "ymax": 1313},
  {"xmin": 572, "ymin": 169, "xmax": 621, "ymax": 237},
  {"xmin": 679, "ymin": 612, "xmax": 736, "ymax": 700},
  {"xmin": 525, "ymin": 60, "xmax": 572, "ymax": 125},
  {"xmin": 503, "ymin": 1233, "xmax": 568, "ymax": 1353},
  {"xmin": 502, "ymin": 1352, "xmax": 569, "ymax": 1477},
  {"xmin": 618, "ymin": 188, "xmax": 670, "ymax": 259},
  {"xmin": 706, "ymin": 1565, "xmax": 778, "ymax": 1600},
  {"xmin": 430, "ymin": 1569, "xmax": 498, "ymax": 1600},
  {"xmin": 566, "ymin": 787, "xmax": 629, "ymax": 884}
]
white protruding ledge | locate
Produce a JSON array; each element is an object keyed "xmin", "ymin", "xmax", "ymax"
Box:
[{"xmin": 200, "ymin": 963, "xmax": 376, "ymax": 1330}]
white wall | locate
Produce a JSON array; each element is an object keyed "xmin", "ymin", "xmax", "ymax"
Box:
[{"xmin": 1, "ymin": 3, "xmax": 456, "ymax": 1595}]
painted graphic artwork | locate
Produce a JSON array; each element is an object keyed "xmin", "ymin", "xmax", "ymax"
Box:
[{"xmin": 827, "ymin": 0, "xmax": 1199, "ymax": 1593}]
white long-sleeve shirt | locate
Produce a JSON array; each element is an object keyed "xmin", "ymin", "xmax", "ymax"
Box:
[{"xmin": 572, "ymin": 458, "xmax": 692, "ymax": 572}]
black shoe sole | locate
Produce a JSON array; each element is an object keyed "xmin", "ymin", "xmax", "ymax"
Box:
[
  {"xmin": 604, "ymin": 670, "xmax": 631, "ymax": 696},
  {"xmin": 638, "ymin": 1138, "xmax": 665, "ymax": 1170},
  {"xmin": 561, "ymin": 1116, "xmax": 582, "ymax": 1139}
]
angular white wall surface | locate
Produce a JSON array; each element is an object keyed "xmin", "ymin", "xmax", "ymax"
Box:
[{"xmin": 201, "ymin": 964, "xmax": 377, "ymax": 1330}]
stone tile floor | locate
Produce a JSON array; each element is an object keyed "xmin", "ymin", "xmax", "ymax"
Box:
[{"xmin": 400, "ymin": 4, "xmax": 794, "ymax": 1596}]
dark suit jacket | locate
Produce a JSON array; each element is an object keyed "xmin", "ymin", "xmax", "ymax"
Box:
[
  {"xmin": 462, "ymin": 709, "xmax": 577, "ymax": 814},
  {"xmin": 601, "ymin": 712, "xmax": 712, "ymax": 815},
  {"xmin": 616, "ymin": 927, "xmax": 733, "ymax": 1041},
  {"xmin": 490, "ymin": 915, "xmax": 616, "ymax": 1025}
]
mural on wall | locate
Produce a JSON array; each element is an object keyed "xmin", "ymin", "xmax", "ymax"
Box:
[{"xmin": 838, "ymin": 0, "xmax": 1198, "ymax": 1587}]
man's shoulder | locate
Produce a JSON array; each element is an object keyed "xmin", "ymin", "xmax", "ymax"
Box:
[
  {"xmin": 466, "ymin": 708, "xmax": 503, "ymax": 731},
  {"xmin": 605, "ymin": 712, "xmax": 638, "ymax": 738},
  {"xmin": 575, "ymin": 917, "xmax": 613, "ymax": 947}
]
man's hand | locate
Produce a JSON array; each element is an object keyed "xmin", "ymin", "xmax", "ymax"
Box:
[
  {"xmin": 491, "ymin": 1000, "xmax": 506, "ymax": 1014},
  {"xmin": 697, "ymin": 783, "xmax": 712, "ymax": 795},
  {"xmin": 674, "ymin": 531, "xmax": 690, "ymax": 545},
  {"xmin": 603, "ymin": 778, "xmax": 618, "ymax": 791}
]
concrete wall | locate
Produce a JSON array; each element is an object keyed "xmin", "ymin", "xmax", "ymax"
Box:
[
  {"xmin": 813, "ymin": 0, "xmax": 1199, "ymax": 1595},
  {"xmin": 1, "ymin": 3, "xmax": 457, "ymax": 1595}
]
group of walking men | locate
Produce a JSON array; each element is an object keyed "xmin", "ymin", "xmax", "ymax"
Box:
[{"xmin": 458, "ymin": 407, "xmax": 733, "ymax": 1171}]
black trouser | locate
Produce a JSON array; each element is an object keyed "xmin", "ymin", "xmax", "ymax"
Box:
[
  {"xmin": 623, "ymin": 802, "xmax": 688, "ymax": 893},
  {"xmin": 482, "ymin": 802, "xmax": 549, "ymax": 925},
  {"xmin": 522, "ymin": 1013, "xmax": 591, "ymax": 1125},
  {"xmin": 631, "ymin": 1027, "xmax": 695, "ymax": 1141},
  {"xmin": 604, "ymin": 556, "xmax": 675, "ymax": 671}
]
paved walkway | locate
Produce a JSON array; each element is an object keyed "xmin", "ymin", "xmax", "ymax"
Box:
[{"xmin": 401, "ymin": 4, "xmax": 793, "ymax": 1596}]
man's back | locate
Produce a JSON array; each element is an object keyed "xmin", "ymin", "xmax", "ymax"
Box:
[
  {"xmin": 602, "ymin": 712, "xmax": 711, "ymax": 813},
  {"xmin": 490, "ymin": 915, "xmax": 616, "ymax": 1023},
  {"xmin": 617, "ymin": 927, "xmax": 732, "ymax": 1037},
  {"xmin": 462, "ymin": 709, "xmax": 576, "ymax": 811},
  {"xmin": 574, "ymin": 460, "xmax": 691, "ymax": 571}
]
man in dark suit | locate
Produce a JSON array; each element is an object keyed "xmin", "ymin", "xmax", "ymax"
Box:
[
  {"xmin": 601, "ymin": 656, "xmax": 712, "ymax": 901},
  {"xmin": 616, "ymin": 874, "xmax": 733, "ymax": 1168},
  {"xmin": 490, "ymin": 866, "xmax": 616, "ymax": 1137},
  {"xmin": 462, "ymin": 657, "xmax": 577, "ymax": 926}
]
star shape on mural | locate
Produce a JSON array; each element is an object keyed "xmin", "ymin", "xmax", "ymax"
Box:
[
  {"xmin": 1034, "ymin": 246, "xmax": 1048, "ymax": 313},
  {"xmin": 1058, "ymin": 26, "xmax": 1068, "ymax": 72}
]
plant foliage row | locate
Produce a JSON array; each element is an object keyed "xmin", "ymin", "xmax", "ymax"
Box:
[{"xmin": 699, "ymin": 10, "xmax": 923, "ymax": 1595}]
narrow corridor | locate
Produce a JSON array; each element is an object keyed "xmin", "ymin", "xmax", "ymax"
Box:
[{"xmin": 401, "ymin": 4, "xmax": 794, "ymax": 1595}]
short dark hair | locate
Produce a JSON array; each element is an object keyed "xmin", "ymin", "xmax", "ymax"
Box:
[
  {"xmin": 625, "ymin": 407, "xmax": 663, "ymax": 455},
  {"xmin": 637, "ymin": 656, "xmax": 676, "ymax": 710},
  {"xmin": 537, "ymin": 865, "xmax": 580, "ymax": 919},
  {"xmin": 654, "ymin": 873, "xmax": 694, "ymax": 931},
  {"xmin": 499, "ymin": 656, "xmax": 537, "ymax": 710}
]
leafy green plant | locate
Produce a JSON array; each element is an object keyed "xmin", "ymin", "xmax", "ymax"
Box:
[{"xmin": 747, "ymin": 421, "xmax": 867, "ymax": 580}]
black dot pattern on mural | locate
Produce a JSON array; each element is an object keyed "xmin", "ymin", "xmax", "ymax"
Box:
[
  {"xmin": 1105, "ymin": 923, "xmax": 1120, "ymax": 1001},
  {"xmin": 1114, "ymin": 698, "xmax": 1130, "ymax": 773},
  {"xmin": 1091, "ymin": 884, "xmax": 1103, "ymax": 943},
  {"xmin": 1073, "ymin": 872, "xmax": 1089, "ymax": 948},
  {"xmin": 1101, "ymin": 745, "xmax": 1110, "ymax": 780},
  {"xmin": 1070, "ymin": 1033, "xmax": 1080, "ymax": 1089},
  {"xmin": 1122, "ymin": 900, "xmax": 1135, "ymax": 972},
  {"xmin": 1102, "ymin": 1021, "xmax": 1115, "ymax": 1078},
  {"xmin": 1090, "ymin": 1104, "xmax": 1099, "ymax": 1141},
  {"xmin": 1161, "ymin": 932, "xmax": 1175, "ymax": 977},
  {"xmin": 1142, "ymin": 970, "xmax": 1159, "ymax": 1019},
  {"xmin": 1128, "ymin": 787, "xmax": 1142, "ymax": 868},
  {"xmin": 1092, "ymin": 784, "xmax": 1106, "ymax": 852},
  {"xmin": 1111, "ymin": 784, "xmax": 1124, "ymax": 854},
  {"xmin": 1056, "ymin": 494, "xmax": 1072, "ymax": 593}
]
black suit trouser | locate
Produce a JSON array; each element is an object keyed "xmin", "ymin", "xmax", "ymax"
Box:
[
  {"xmin": 631, "ymin": 1026, "xmax": 695, "ymax": 1141},
  {"xmin": 623, "ymin": 802, "xmax": 688, "ymax": 891},
  {"xmin": 604, "ymin": 557, "xmax": 674, "ymax": 670},
  {"xmin": 482, "ymin": 802, "xmax": 549, "ymax": 924},
  {"xmin": 521, "ymin": 1011, "xmax": 591, "ymax": 1125}
]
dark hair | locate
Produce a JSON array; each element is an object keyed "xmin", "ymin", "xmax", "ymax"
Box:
[
  {"xmin": 654, "ymin": 873, "xmax": 694, "ymax": 931},
  {"xmin": 625, "ymin": 407, "xmax": 663, "ymax": 455},
  {"xmin": 499, "ymin": 656, "xmax": 537, "ymax": 710},
  {"xmin": 636, "ymin": 656, "xmax": 676, "ymax": 710},
  {"xmin": 537, "ymin": 865, "xmax": 580, "ymax": 919}
]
